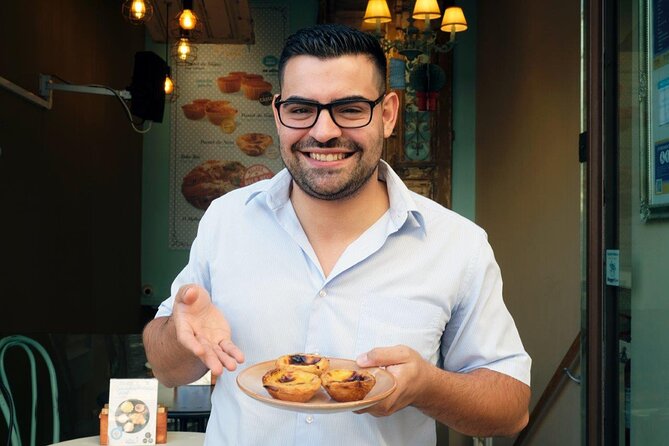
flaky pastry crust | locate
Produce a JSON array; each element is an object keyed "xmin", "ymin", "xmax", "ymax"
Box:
[
  {"xmin": 262, "ymin": 368, "xmax": 322, "ymax": 403},
  {"xmin": 320, "ymin": 369, "xmax": 376, "ymax": 402}
]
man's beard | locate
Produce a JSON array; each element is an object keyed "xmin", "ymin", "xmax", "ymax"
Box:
[{"xmin": 282, "ymin": 137, "xmax": 379, "ymax": 201}]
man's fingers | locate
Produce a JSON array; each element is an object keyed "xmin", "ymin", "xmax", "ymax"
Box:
[
  {"xmin": 173, "ymin": 319, "xmax": 206, "ymax": 357},
  {"xmin": 191, "ymin": 344, "xmax": 221, "ymax": 376},
  {"xmin": 357, "ymin": 345, "xmax": 411, "ymax": 368},
  {"xmin": 171, "ymin": 286, "xmax": 243, "ymax": 374},
  {"xmin": 178, "ymin": 285, "xmax": 201, "ymax": 305},
  {"xmin": 176, "ymin": 284, "xmax": 210, "ymax": 306},
  {"xmin": 214, "ymin": 340, "xmax": 245, "ymax": 371},
  {"xmin": 211, "ymin": 345, "xmax": 241, "ymax": 372},
  {"xmin": 219, "ymin": 339, "xmax": 245, "ymax": 364}
]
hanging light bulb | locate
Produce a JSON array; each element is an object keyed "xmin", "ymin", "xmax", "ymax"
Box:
[
  {"xmin": 177, "ymin": 38, "xmax": 191, "ymax": 60},
  {"xmin": 132, "ymin": 0, "xmax": 147, "ymax": 19},
  {"xmin": 177, "ymin": 0, "xmax": 198, "ymax": 30},
  {"xmin": 178, "ymin": 9, "xmax": 197, "ymax": 30},
  {"xmin": 172, "ymin": 31, "xmax": 197, "ymax": 65},
  {"xmin": 165, "ymin": 70, "xmax": 175, "ymax": 95},
  {"xmin": 121, "ymin": 0, "xmax": 154, "ymax": 25},
  {"xmin": 164, "ymin": 76, "xmax": 174, "ymax": 94},
  {"xmin": 163, "ymin": 2, "xmax": 178, "ymax": 102}
]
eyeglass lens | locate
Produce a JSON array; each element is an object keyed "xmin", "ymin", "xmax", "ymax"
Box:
[{"xmin": 279, "ymin": 100, "xmax": 377, "ymax": 129}]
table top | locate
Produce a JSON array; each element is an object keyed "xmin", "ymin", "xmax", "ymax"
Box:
[
  {"xmin": 158, "ymin": 384, "xmax": 213, "ymax": 417},
  {"xmin": 48, "ymin": 431, "xmax": 205, "ymax": 445}
]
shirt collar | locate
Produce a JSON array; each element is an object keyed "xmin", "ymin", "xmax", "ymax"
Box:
[
  {"xmin": 377, "ymin": 160, "xmax": 424, "ymax": 231},
  {"xmin": 245, "ymin": 160, "xmax": 425, "ymax": 231}
]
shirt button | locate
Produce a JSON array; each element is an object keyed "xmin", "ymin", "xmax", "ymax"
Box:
[
  {"xmin": 305, "ymin": 415, "xmax": 314, "ymax": 424},
  {"xmin": 318, "ymin": 290, "xmax": 327, "ymax": 297}
]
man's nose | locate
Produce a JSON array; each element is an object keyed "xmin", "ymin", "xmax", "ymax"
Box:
[{"xmin": 308, "ymin": 108, "xmax": 342, "ymax": 142}]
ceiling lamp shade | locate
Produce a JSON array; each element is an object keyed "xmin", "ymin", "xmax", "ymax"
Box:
[
  {"xmin": 362, "ymin": 0, "xmax": 468, "ymax": 72},
  {"xmin": 412, "ymin": 0, "xmax": 442, "ymax": 20},
  {"xmin": 441, "ymin": 6, "xmax": 468, "ymax": 33},
  {"xmin": 363, "ymin": 0, "xmax": 392, "ymax": 24}
]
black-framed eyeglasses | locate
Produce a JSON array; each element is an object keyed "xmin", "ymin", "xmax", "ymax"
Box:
[{"xmin": 274, "ymin": 94, "xmax": 385, "ymax": 129}]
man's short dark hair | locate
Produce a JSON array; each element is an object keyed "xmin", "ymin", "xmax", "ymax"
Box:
[{"xmin": 278, "ymin": 23, "xmax": 387, "ymax": 92}]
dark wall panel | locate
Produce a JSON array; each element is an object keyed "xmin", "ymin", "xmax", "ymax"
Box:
[{"xmin": 0, "ymin": 0, "xmax": 146, "ymax": 333}]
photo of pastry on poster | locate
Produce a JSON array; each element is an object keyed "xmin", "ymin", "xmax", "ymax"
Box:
[{"xmin": 169, "ymin": 5, "xmax": 287, "ymax": 249}]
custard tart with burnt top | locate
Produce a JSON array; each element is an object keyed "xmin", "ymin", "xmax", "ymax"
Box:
[
  {"xmin": 320, "ymin": 369, "xmax": 377, "ymax": 402},
  {"xmin": 262, "ymin": 368, "xmax": 322, "ymax": 402},
  {"xmin": 275, "ymin": 353, "xmax": 330, "ymax": 376}
]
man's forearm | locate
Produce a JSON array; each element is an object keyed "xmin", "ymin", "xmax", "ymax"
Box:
[
  {"xmin": 415, "ymin": 366, "xmax": 530, "ymax": 437},
  {"xmin": 142, "ymin": 316, "xmax": 209, "ymax": 387}
]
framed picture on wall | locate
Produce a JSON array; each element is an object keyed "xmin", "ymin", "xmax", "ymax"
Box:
[{"xmin": 641, "ymin": 0, "xmax": 669, "ymax": 220}]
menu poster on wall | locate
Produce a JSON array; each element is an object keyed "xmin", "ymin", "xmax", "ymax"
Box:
[
  {"xmin": 651, "ymin": 0, "xmax": 669, "ymax": 205},
  {"xmin": 169, "ymin": 5, "xmax": 288, "ymax": 249}
]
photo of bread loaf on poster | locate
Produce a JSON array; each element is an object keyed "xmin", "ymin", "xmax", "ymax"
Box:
[{"xmin": 181, "ymin": 160, "xmax": 246, "ymax": 210}]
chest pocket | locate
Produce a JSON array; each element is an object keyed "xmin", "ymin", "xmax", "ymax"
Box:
[{"xmin": 354, "ymin": 296, "xmax": 445, "ymax": 360}]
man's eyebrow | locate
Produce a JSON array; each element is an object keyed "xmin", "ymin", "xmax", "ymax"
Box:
[{"xmin": 282, "ymin": 95, "xmax": 370, "ymax": 103}]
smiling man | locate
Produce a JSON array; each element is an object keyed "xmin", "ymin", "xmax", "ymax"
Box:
[{"xmin": 143, "ymin": 24, "xmax": 531, "ymax": 446}]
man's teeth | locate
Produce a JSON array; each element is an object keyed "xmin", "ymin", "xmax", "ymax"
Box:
[{"xmin": 309, "ymin": 152, "xmax": 347, "ymax": 162}]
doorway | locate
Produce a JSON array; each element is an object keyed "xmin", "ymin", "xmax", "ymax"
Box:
[{"xmin": 587, "ymin": 0, "xmax": 669, "ymax": 443}]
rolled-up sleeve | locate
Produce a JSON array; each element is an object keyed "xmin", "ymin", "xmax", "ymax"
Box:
[{"xmin": 441, "ymin": 234, "xmax": 532, "ymax": 386}]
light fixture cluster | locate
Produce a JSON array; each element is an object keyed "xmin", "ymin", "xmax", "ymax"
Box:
[
  {"xmin": 122, "ymin": 1, "xmax": 203, "ymax": 99},
  {"xmin": 163, "ymin": 1, "xmax": 176, "ymax": 99},
  {"xmin": 363, "ymin": 0, "xmax": 467, "ymax": 65},
  {"xmin": 171, "ymin": 0, "xmax": 199, "ymax": 66}
]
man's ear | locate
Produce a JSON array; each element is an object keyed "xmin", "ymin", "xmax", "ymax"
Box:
[
  {"xmin": 382, "ymin": 91, "xmax": 400, "ymax": 138},
  {"xmin": 272, "ymin": 94, "xmax": 282, "ymax": 132}
]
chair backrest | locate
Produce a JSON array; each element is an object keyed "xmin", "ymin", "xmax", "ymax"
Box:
[{"xmin": 0, "ymin": 335, "xmax": 60, "ymax": 446}]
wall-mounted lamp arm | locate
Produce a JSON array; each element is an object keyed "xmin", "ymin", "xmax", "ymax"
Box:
[
  {"xmin": 38, "ymin": 74, "xmax": 132, "ymax": 103},
  {"xmin": 0, "ymin": 75, "xmax": 52, "ymax": 109},
  {"xmin": 0, "ymin": 74, "xmax": 133, "ymax": 110},
  {"xmin": 2, "ymin": 73, "xmax": 154, "ymax": 133}
]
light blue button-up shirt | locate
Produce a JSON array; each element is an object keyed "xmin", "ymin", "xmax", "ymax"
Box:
[{"xmin": 156, "ymin": 161, "xmax": 531, "ymax": 446}]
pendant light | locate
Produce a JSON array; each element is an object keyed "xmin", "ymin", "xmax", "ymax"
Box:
[
  {"xmin": 177, "ymin": 0, "xmax": 198, "ymax": 30},
  {"xmin": 122, "ymin": 0, "xmax": 154, "ymax": 25},
  {"xmin": 164, "ymin": 1, "xmax": 176, "ymax": 98}
]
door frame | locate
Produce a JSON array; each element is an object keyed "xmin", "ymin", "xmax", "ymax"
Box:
[
  {"xmin": 586, "ymin": 0, "xmax": 605, "ymax": 443},
  {"xmin": 587, "ymin": 0, "xmax": 622, "ymax": 443}
]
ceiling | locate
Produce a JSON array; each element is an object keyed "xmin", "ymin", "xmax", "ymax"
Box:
[
  {"xmin": 320, "ymin": 0, "xmax": 380, "ymax": 28},
  {"xmin": 143, "ymin": 0, "xmax": 410, "ymax": 45},
  {"xmin": 145, "ymin": 0, "xmax": 254, "ymax": 44}
]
